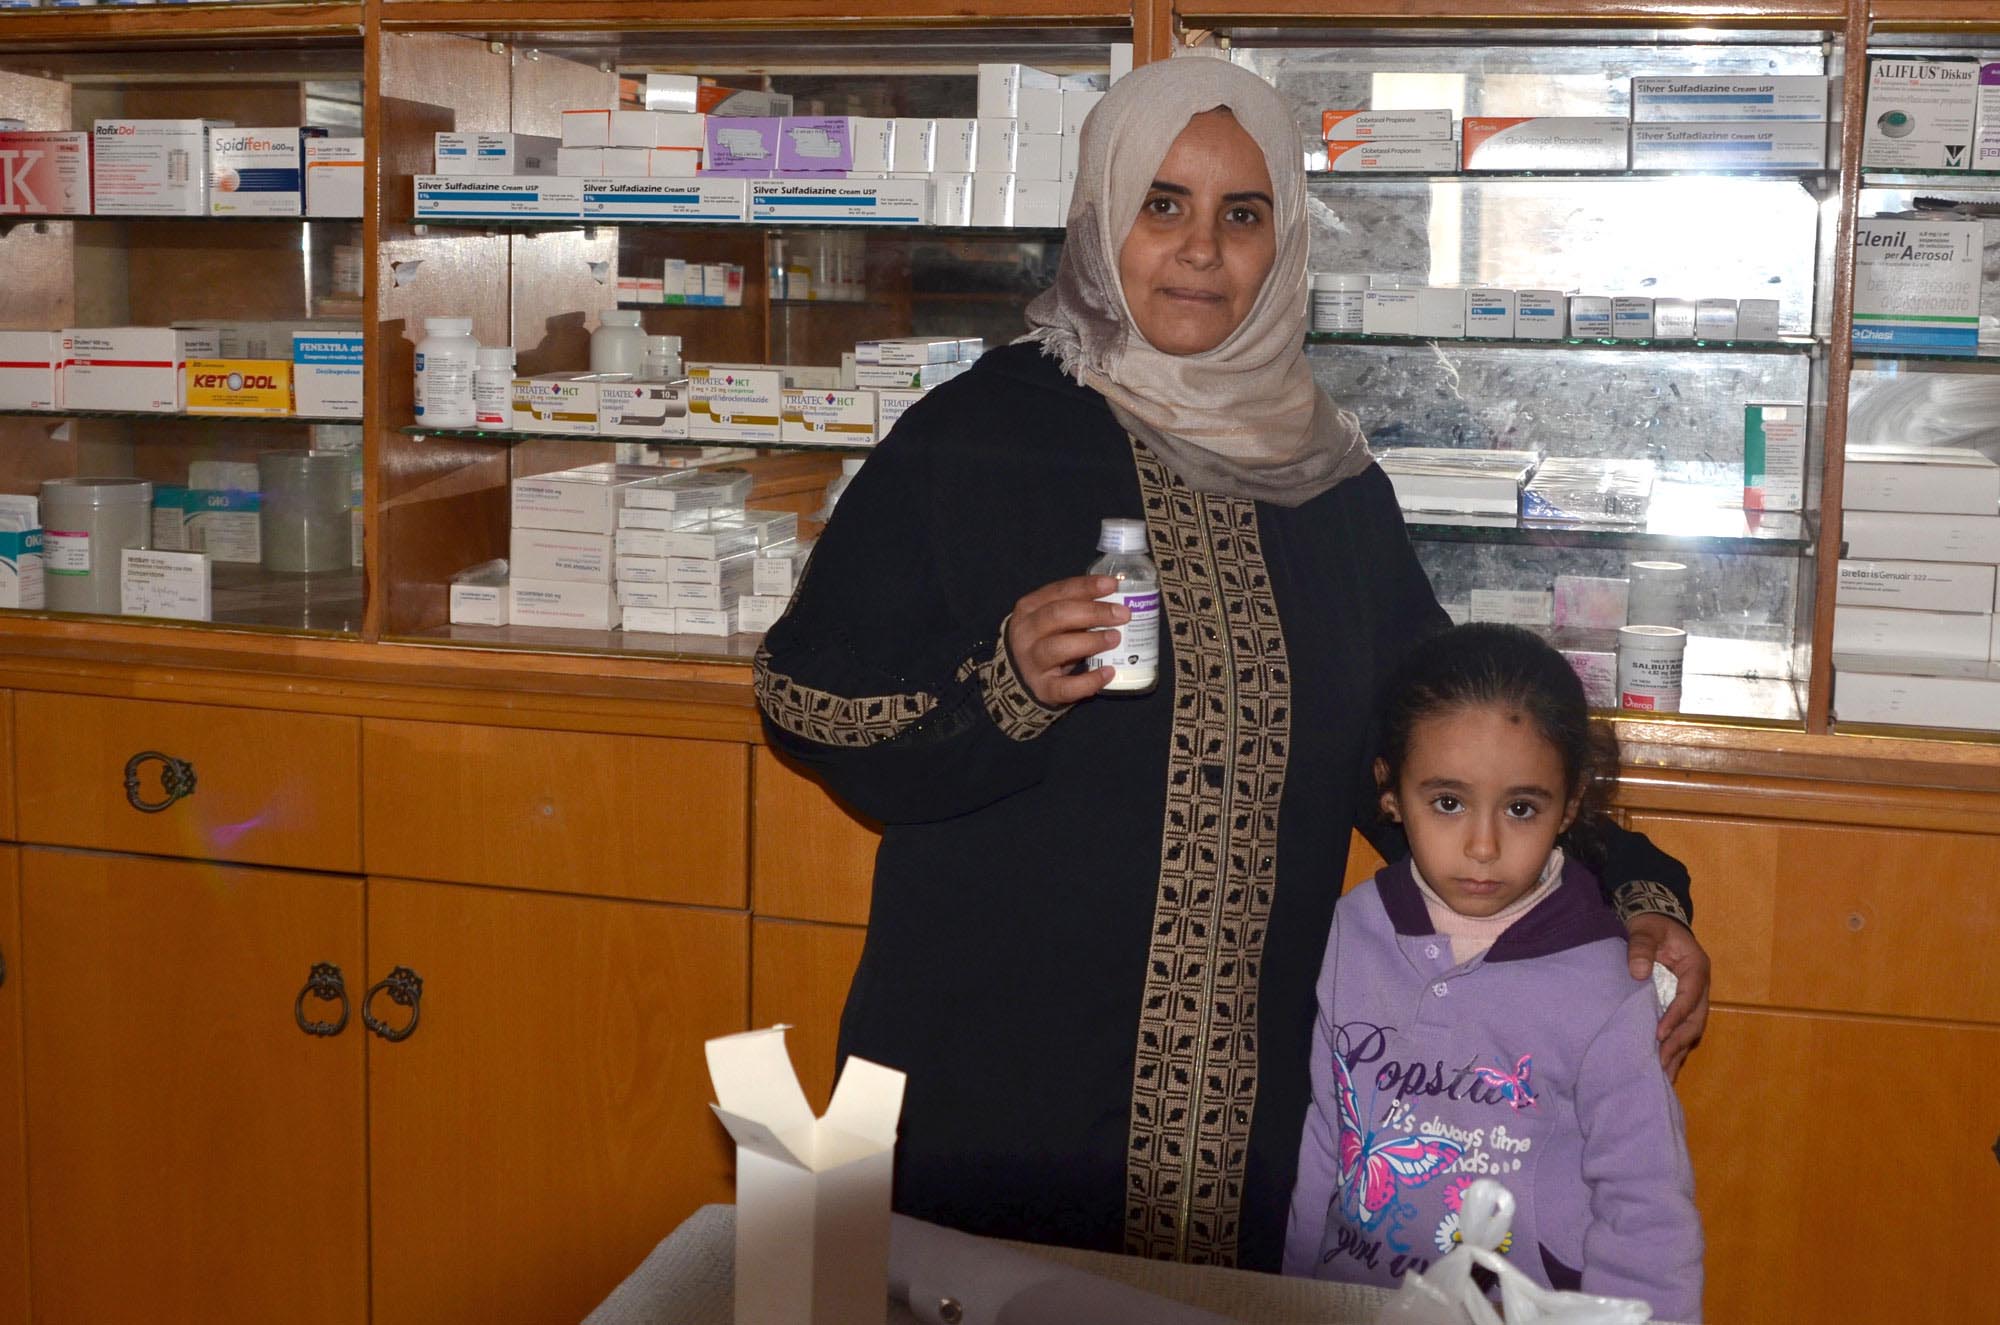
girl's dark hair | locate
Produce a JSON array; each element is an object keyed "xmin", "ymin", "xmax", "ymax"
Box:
[{"xmin": 1377, "ymin": 623, "xmax": 1620, "ymax": 868}]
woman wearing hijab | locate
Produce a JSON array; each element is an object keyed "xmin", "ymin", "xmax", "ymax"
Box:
[{"xmin": 755, "ymin": 55, "xmax": 1710, "ymax": 1272}]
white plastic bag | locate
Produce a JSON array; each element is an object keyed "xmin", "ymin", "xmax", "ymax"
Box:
[{"xmin": 1373, "ymin": 1181, "xmax": 1654, "ymax": 1325}]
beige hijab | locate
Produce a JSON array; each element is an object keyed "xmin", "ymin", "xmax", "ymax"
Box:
[{"xmin": 1024, "ymin": 53, "xmax": 1371, "ymax": 507}]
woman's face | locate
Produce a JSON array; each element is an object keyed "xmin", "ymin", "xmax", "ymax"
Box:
[{"xmin": 1116, "ymin": 109, "xmax": 1278, "ymax": 356}]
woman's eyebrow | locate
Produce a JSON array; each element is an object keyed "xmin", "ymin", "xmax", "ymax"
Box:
[
  {"xmin": 1224, "ymin": 189, "xmax": 1274, "ymax": 206},
  {"xmin": 1147, "ymin": 180, "xmax": 1192, "ymax": 196}
]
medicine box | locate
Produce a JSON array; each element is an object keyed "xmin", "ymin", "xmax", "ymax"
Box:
[
  {"xmin": 1463, "ymin": 290, "xmax": 1515, "ymax": 337},
  {"xmin": 621, "ymin": 605, "xmax": 680, "ymax": 634},
  {"xmin": 119, "ymin": 548, "xmax": 209, "ymax": 621},
  {"xmin": 851, "ymin": 117, "xmax": 896, "ymax": 174},
  {"xmin": 412, "ymin": 175, "xmax": 583, "ymax": 219},
  {"xmin": 1612, "ymin": 296, "xmax": 1654, "ymax": 339},
  {"xmin": 1744, "ymin": 403, "xmax": 1807, "ymax": 512},
  {"xmin": 977, "ymin": 63, "xmax": 1061, "ymax": 118},
  {"xmin": 623, "ymin": 466, "xmax": 754, "ymax": 511},
  {"xmin": 510, "ymin": 373, "xmax": 607, "ymax": 435},
  {"xmin": 582, "ymin": 176, "xmax": 747, "ymax": 222},
  {"xmin": 1362, "ymin": 289, "xmax": 1421, "ymax": 335},
  {"xmin": 1322, "ymin": 140, "xmax": 1459, "ymax": 172},
  {"xmin": 703, "ymin": 117, "xmax": 780, "ymax": 175},
  {"xmin": 0, "ymin": 130, "xmax": 91, "ymax": 214},
  {"xmin": 1630, "ymin": 76, "xmax": 1831, "ymax": 122},
  {"xmin": 1837, "ymin": 668, "xmax": 2000, "ymax": 732},
  {"xmin": 690, "ymin": 363, "xmax": 783, "ymax": 443},
  {"xmin": 1629, "ymin": 122, "xmax": 1829, "ymax": 170},
  {"xmin": 755, "ymin": 544, "xmax": 813, "ymax": 598},
  {"xmin": 1835, "ymin": 605, "xmax": 1993, "ymax": 660},
  {"xmin": 1838, "ymin": 559, "xmax": 1996, "ymax": 613},
  {"xmin": 876, "ymin": 388, "xmax": 925, "ymax": 436},
  {"xmin": 1695, "ymin": 298, "xmax": 1738, "ymax": 339},
  {"xmin": 738, "ymin": 594, "xmax": 788, "ymax": 634},
  {"xmin": 668, "ymin": 551, "xmax": 755, "ymax": 587},
  {"xmin": 1320, "ymin": 109, "xmax": 1453, "ymax": 140},
  {"xmin": 92, "ymin": 119, "xmax": 222, "ymax": 215},
  {"xmin": 781, "ymin": 388, "xmax": 878, "ymax": 446},
  {"xmin": 208, "ymin": 126, "xmax": 319, "ymax": 217},
  {"xmin": 1979, "ymin": 64, "xmax": 2000, "ymax": 170},
  {"xmin": 749, "ymin": 178, "xmax": 928, "ymax": 225},
  {"xmin": 1515, "ymin": 290, "xmax": 1565, "ymax": 340},
  {"xmin": 1063, "ymin": 89, "xmax": 1104, "ymax": 136},
  {"xmin": 0, "ymin": 526, "xmax": 43, "ymax": 610},
  {"xmin": 934, "ymin": 119, "xmax": 979, "ymax": 174},
  {"xmin": 1461, "ymin": 117, "xmax": 1630, "ymax": 171},
  {"xmin": 667, "ymin": 580, "xmax": 745, "ymax": 612},
  {"xmin": 1843, "ymin": 509, "xmax": 2000, "ymax": 563},
  {"xmin": 61, "ymin": 326, "xmax": 186, "ymax": 412},
  {"xmin": 676, "ymin": 606, "xmax": 738, "ymax": 637},
  {"xmin": 1569, "ymin": 295, "xmax": 1614, "ymax": 338},
  {"xmin": 598, "ymin": 380, "xmax": 690, "ymax": 440},
  {"xmin": 1654, "ymin": 298, "xmax": 1697, "ymax": 339},
  {"xmin": 510, "ymin": 577, "xmax": 620, "ymax": 631},
  {"xmin": 510, "ymin": 462, "xmax": 662, "ymax": 534},
  {"xmin": 1853, "ymin": 219, "xmax": 1983, "ymax": 352},
  {"xmin": 450, "ymin": 580, "xmax": 508, "ymax": 627},
  {"xmin": 1469, "ymin": 589, "xmax": 1554, "ymax": 626},
  {"xmin": 0, "ymin": 331, "xmax": 60, "ymax": 409},
  {"xmin": 1863, "ymin": 57, "xmax": 1978, "ymax": 171},
  {"xmin": 435, "ymin": 131, "xmax": 559, "ymax": 176},
  {"xmin": 892, "ymin": 118, "xmax": 935, "ymax": 173},
  {"xmin": 293, "ymin": 330, "xmax": 364, "ymax": 418},
  {"xmin": 304, "ymin": 138, "xmax": 365, "ymax": 217},
  {"xmin": 777, "ymin": 116, "xmax": 855, "ymax": 173},
  {"xmin": 1844, "ymin": 445, "xmax": 2000, "ymax": 515},
  {"xmin": 1554, "ymin": 575, "xmax": 1631, "ymax": 629},
  {"xmin": 186, "ymin": 358, "xmax": 292, "ymax": 416},
  {"xmin": 1737, "ymin": 297, "xmax": 1784, "ymax": 341},
  {"xmin": 186, "ymin": 489, "xmax": 260, "ymax": 564},
  {"xmin": 510, "ymin": 527, "xmax": 614, "ymax": 583}
]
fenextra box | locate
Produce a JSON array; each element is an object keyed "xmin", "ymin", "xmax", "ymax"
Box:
[
  {"xmin": 1844, "ymin": 445, "xmax": 2000, "ymax": 515},
  {"xmin": 1323, "ymin": 140, "xmax": 1458, "ymax": 172},
  {"xmin": 413, "ymin": 175, "xmax": 583, "ymax": 218},
  {"xmin": 1461, "ymin": 117, "xmax": 1629, "ymax": 171},
  {"xmin": 304, "ymin": 138, "xmax": 365, "ymax": 217},
  {"xmin": 704, "ymin": 117, "xmax": 781, "ymax": 175},
  {"xmin": 0, "ymin": 131, "xmax": 91, "ymax": 214},
  {"xmin": 1629, "ymin": 122, "xmax": 1829, "ymax": 170},
  {"xmin": 120, "ymin": 547, "xmax": 209, "ymax": 620},
  {"xmin": 0, "ymin": 331, "xmax": 60, "ymax": 409},
  {"xmin": 1320, "ymin": 109, "xmax": 1453, "ymax": 140},
  {"xmin": 690, "ymin": 363, "xmax": 783, "ymax": 442},
  {"xmin": 1864, "ymin": 57, "xmax": 1978, "ymax": 170},
  {"xmin": 433, "ymin": 131, "xmax": 557, "ymax": 176},
  {"xmin": 61, "ymin": 326, "xmax": 185, "ymax": 411},
  {"xmin": 1852, "ymin": 219, "xmax": 1983, "ymax": 352},
  {"xmin": 581, "ymin": 177, "xmax": 748, "ymax": 222},
  {"xmin": 781, "ymin": 388, "xmax": 877, "ymax": 446},
  {"xmin": 1743, "ymin": 402, "xmax": 1807, "ymax": 512},
  {"xmin": 186, "ymin": 358, "xmax": 292, "ymax": 416},
  {"xmin": 92, "ymin": 119, "xmax": 224, "ymax": 215},
  {"xmin": 1980, "ymin": 65, "xmax": 2000, "ymax": 171},
  {"xmin": 293, "ymin": 330, "xmax": 363, "ymax": 418},
  {"xmin": 1630, "ymin": 76, "xmax": 1830, "ymax": 122},
  {"xmin": 749, "ymin": 178, "xmax": 927, "ymax": 225},
  {"xmin": 1838, "ymin": 559, "xmax": 1996, "ymax": 613},
  {"xmin": 208, "ymin": 126, "xmax": 323, "ymax": 216}
]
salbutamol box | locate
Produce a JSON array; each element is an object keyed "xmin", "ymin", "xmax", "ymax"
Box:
[
  {"xmin": 62, "ymin": 326, "xmax": 185, "ymax": 412},
  {"xmin": 1461, "ymin": 117, "xmax": 1630, "ymax": 171},
  {"xmin": 0, "ymin": 331, "xmax": 60, "ymax": 409},
  {"xmin": 93, "ymin": 119, "xmax": 224, "ymax": 215},
  {"xmin": 1323, "ymin": 140, "xmax": 1459, "ymax": 172},
  {"xmin": 412, "ymin": 175, "xmax": 584, "ymax": 219},
  {"xmin": 1630, "ymin": 76, "xmax": 1830, "ymax": 122},
  {"xmin": 581, "ymin": 177, "xmax": 748, "ymax": 222},
  {"xmin": 781, "ymin": 388, "xmax": 877, "ymax": 446},
  {"xmin": 208, "ymin": 126, "xmax": 321, "ymax": 216},
  {"xmin": 1838, "ymin": 559, "xmax": 1997, "ymax": 613},
  {"xmin": 1863, "ymin": 57, "xmax": 1978, "ymax": 170},
  {"xmin": 1743, "ymin": 402, "xmax": 1807, "ymax": 512},
  {"xmin": 1852, "ymin": 219, "xmax": 1983, "ymax": 352},
  {"xmin": 748, "ymin": 178, "xmax": 928, "ymax": 224},
  {"xmin": 1320, "ymin": 110, "xmax": 1453, "ymax": 140},
  {"xmin": 293, "ymin": 330, "xmax": 363, "ymax": 418},
  {"xmin": 1629, "ymin": 122, "xmax": 1829, "ymax": 170},
  {"xmin": 0, "ymin": 131, "xmax": 91, "ymax": 214},
  {"xmin": 690, "ymin": 363, "xmax": 782, "ymax": 442}
]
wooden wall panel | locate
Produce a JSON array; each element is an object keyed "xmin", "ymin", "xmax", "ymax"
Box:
[
  {"xmin": 751, "ymin": 746, "xmax": 877, "ymax": 924},
  {"xmin": 750, "ymin": 918, "xmax": 866, "ymax": 1114},
  {"xmin": 0, "ymin": 848, "xmax": 22, "ymax": 1325}
]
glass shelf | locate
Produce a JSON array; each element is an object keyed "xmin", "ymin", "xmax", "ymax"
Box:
[
  {"xmin": 399, "ymin": 623, "xmax": 766, "ymax": 662},
  {"xmin": 1404, "ymin": 484, "xmax": 1811, "ymax": 556},
  {"xmin": 1, "ymin": 408, "xmax": 357, "ymax": 425},
  {"xmin": 1308, "ymin": 168, "xmax": 1839, "ymax": 184},
  {"xmin": 1862, "ymin": 169, "xmax": 2000, "ymax": 187},
  {"xmin": 0, "ymin": 213, "xmax": 357, "ymax": 225},
  {"xmin": 1308, "ymin": 332, "xmax": 1816, "ymax": 354},
  {"xmin": 3, "ymin": 564, "xmax": 363, "ymax": 637},
  {"xmin": 414, "ymin": 217, "xmax": 1064, "ymax": 240},
  {"xmin": 1850, "ymin": 346, "xmax": 2000, "ymax": 365}
]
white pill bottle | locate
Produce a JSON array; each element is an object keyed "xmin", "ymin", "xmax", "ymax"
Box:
[
  {"xmin": 1087, "ymin": 517, "xmax": 1161, "ymax": 694},
  {"xmin": 413, "ymin": 316, "xmax": 478, "ymax": 428}
]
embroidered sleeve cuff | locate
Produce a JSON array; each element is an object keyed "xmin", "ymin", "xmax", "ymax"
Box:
[
  {"xmin": 974, "ymin": 614, "xmax": 1066, "ymax": 742},
  {"xmin": 1614, "ymin": 879, "xmax": 1692, "ymax": 928}
]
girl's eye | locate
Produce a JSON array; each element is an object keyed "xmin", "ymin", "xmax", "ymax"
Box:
[
  {"xmin": 1430, "ymin": 795, "xmax": 1462, "ymax": 814},
  {"xmin": 1505, "ymin": 801, "xmax": 1539, "ymax": 820}
]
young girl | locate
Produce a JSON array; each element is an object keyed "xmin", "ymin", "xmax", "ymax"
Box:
[{"xmin": 1283, "ymin": 623, "xmax": 1703, "ymax": 1319}]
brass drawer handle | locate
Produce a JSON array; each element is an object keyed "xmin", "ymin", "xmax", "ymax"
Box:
[
  {"xmin": 362, "ymin": 966, "xmax": 424, "ymax": 1043},
  {"xmin": 124, "ymin": 751, "xmax": 197, "ymax": 813},
  {"xmin": 294, "ymin": 962, "xmax": 350, "ymax": 1038}
]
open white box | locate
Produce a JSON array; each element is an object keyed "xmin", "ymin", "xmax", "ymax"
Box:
[{"xmin": 707, "ymin": 1026, "xmax": 906, "ymax": 1325}]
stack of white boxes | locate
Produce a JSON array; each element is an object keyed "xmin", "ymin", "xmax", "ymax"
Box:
[
  {"xmin": 507, "ymin": 463, "xmax": 668, "ymax": 631},
  {"xmin": 1835, "ymin": 445, "xmax": 2000, "ymax": 729},
  {"xmin": 1628, "ymin": 75, "xmax": 1831, "ymax": 171},
  {"xmin": 965, "ymin": 63, "xmax": 1104, "ymax": 227},
  {"xmin": 740, "ymin": 539, "xmax": 815, "ymax": 635},
  {"xmin": 614, "ymin": 468, "xmax": 808, "ymax": 638}
]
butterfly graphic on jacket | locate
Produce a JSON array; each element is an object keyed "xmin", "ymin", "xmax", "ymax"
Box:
[
  {"xmin": 1472, "ymin": 1054, "xmax": 1538, "ymax": 1111},
  {"xmin": 1333, "ymin": 1051, "xmax": 1464, "ymax": 1230}
]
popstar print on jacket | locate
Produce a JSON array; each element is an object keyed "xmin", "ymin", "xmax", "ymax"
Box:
[{"xmin": 1283, "ymin": 857, "xmax": 1704, "ymax": 1321}]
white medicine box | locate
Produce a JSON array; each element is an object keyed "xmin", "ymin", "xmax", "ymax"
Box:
[{"xmin": 0, "ymin": 331, "xmax": 60, "ymax": 409}]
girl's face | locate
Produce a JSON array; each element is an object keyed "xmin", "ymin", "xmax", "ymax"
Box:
[
  {"xmin": 1115, "ymin": 109, "xmax": 1277, "ymax": 356},
  {"xmin": 1377, "ymin": 703, "xmax": 1581, "ymax": 918}
]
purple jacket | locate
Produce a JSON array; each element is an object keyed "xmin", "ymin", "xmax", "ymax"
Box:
[{"xmin": 1282, "ymin": 857, "xmax": 1703, "ymax": 1321}]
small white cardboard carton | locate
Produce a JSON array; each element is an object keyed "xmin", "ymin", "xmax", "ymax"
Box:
[{"xmin": 707, "ymin": 1026, "xmax": 906, "ymax": 1325}]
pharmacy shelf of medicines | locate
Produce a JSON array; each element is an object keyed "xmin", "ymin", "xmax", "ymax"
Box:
[
  {"xmin": 0, "ymin": 407, "xmax": 357, "ymax": 424},
  {"xmin": 1851, "ymin": 346, "xmax": 2000, "ymax": 363},
  {"xmin": 1305, "ymin": 332, "xmax": 1818, "ymax": 354},
  {"xmin": 1403, "ymin": 499, "xmax": 1810, "ymax": 557},
  {"xmin": 1305, "ymin": 168, "xmax": 1841, "ymax": 183},
  {"xmin": 412, "ymin": 216, "xmax": 1066, "ymax": 239}
]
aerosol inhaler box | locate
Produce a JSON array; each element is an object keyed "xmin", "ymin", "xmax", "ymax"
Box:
[
  {"xmin": 1852, "ymin": 219, "xmax": 1983, "ymax": 352},
  {"xmin": 93, "ymin": 119, "xmax": 226, "ymax": 215},
  {"xmin": 1863, "ymin": 57, "xmax": 1978, "ymax": 170},
  {"xmin": 0, "ymin": 130, "xmax": 91, "ymax": 215},
  {"xmin": 0, "ymin": 331, "xmax": 60, "ymax": 409},
  {"xmin": 208, "ymin": 126, "xmax": 324, "ymax": 216}
]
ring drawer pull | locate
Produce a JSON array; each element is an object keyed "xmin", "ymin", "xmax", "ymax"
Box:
[
  {"xmin": 294, "ymin": 962, "xmax": 350, "ymax": 1037},
  {"xmin": 124, "ymin": 751, "xmax": 197, "ymax": 813},
  {"xmin": 362, "ymin": 966, "xmax": 424, "ymax": 1043}
]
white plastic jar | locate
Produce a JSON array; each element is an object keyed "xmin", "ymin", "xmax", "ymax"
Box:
[
  {"xmin": 591, "ymin": 309, "xmax": 647, "ymax": 376},
  {"xmin": 644, "ymin": 334, "xmax": 683, "ymax": 381},
  {"xmin": 41, "ymin": 476, "xmax": 153, "ymax": 614},
  {"xmin": 1310, "ymin": 273, "xmax": 1368, "ymax": 333},
  {"xmin": 414, "ymin": 316, "xmax": 478, "ymax": 428},
  {"xmin": 259, "ymin": 451, "xmax": 353, "ymax": 574},
  {"xmin": 1617, "ymin": 624, "xmax": 1687, "ymax": 713},
  {"xmin": 473, "ymin": 346, "xmax": 515, "ymax": 430}
]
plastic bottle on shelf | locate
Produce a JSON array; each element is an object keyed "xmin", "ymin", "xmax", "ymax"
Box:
[
  {"xmin": 644, "ymin": 334, "xmax": 683, "ymax": 381},
  {"xmin": 590, "ymin": 309, "xmax": 647, "ymax": 376},
  {"xmin": 413, "ymin": 316, "xmax": 478, "ymax": 429},
  {"xmin": 473, "ymin": 346, "xmax": 515, "ymax": 430},
  {"xmin": 1086, "ymin": 518, "xmax": 1161, "ymax": 695},
  {"xmin": 770, "ymin": 238, "xmax": 791, "ymax": 301}
]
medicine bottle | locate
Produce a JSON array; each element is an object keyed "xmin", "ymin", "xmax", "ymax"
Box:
[
  {"xmin": 1087, "ymin": 518, "xmax": 1161, "ymax": 694},
  {"xmin": 473, "ymin": 346, "xmax": 515, "ymax": 430},
  {"xmin": 413, "ymin": 317, "xmax": 478, "ymax": 428},
  {"xmin": 644, "ymin": 334, "xmax": 683, "ymax": 381},
  {"xmin": 591, "ymin": 309, "xmax": 647, "ymax": 376}
]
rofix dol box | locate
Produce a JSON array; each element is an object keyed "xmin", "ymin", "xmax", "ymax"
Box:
[
  {"xmin": 690, "ymin": 363, "xmax": 783, "ymax": 442},
  {"xmin": 1461, "ymin": 117, "xmax": 1629, "ymax": 171},
  {"xmin": 93, "ymin": 119, "xmax": 227, "ymax": 215},
  {"xmin": 1863, "ymin": 57, "xmax": 1978, "ymax": 170},
  {"xmin": 1630, "ymin": 76, "xmax": 1830, "ymax": 122},
  {"xmin": 62, "ymin": 327, "xmax": 186, "ymax": 411},
  {"xmin": 0, "ymin": 331, "xmax": 60, "ymax": 409},
  {"xmin": 0, "ymin": 131, "xmax": 91, "ymax": 215},
  {"xmin": 208, "ymin": 126, "xmax": 324, "ymax": 216}
]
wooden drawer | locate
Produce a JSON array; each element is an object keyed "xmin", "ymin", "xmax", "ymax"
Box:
[
  {"xmin": 1630, "ymin": 812, "xmax": 2000, "ymax": 1023},
  {"xmin": 363, "ymin": 720, "xmax": 747, "ymax": 907},
  {"xmin": 14, "ymin": 693, "xmax": 360, "ymax": 872},
  {"xmin": 751, "ymin": 918, "xmax": 866, "ymax": 1113},
  {"xmin": 751, "ymin": 747, "xmax": 877, "ymax": 924}
]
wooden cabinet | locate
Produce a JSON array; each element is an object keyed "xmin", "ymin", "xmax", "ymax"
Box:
[
  {"xmin": 751, "ymin": 747, "xmax": 878, "ymax": 924},
  {"xmin": 751, "ymin": 917, "xmax": 867, "ymax": 1113},
  {"xmin": 19, "ymin": 848, "xmax": 367, "ymax": 1325},
  {"xmin": 0, "ymin": 848, "xmax": 24, "ymax": 1325},
  {"xmin": 365, "ymin": 877, "xmax": 746, "ymax": 1325}
]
